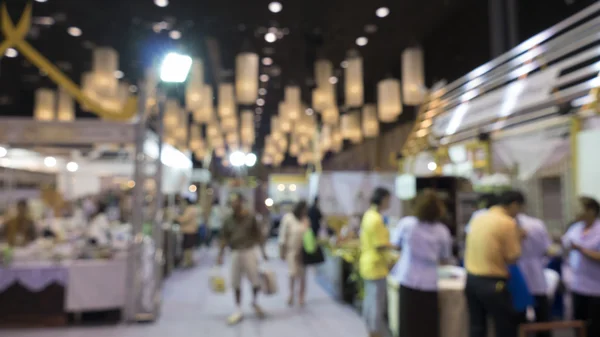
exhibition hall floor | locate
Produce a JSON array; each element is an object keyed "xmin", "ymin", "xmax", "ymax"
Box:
[{"xmin": 4, "ymin": 244, "xmax": 368, "ymax": 337}]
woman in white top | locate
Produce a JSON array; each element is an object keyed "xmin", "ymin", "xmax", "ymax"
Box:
[
  {"xmin": 278, "ymin": 200, "xmax": 310, "ymax": 306},
  {"xmin": 178, "ymin": 198, "xmax": 199, "ymax": 268}
]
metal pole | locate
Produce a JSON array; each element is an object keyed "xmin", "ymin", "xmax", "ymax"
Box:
[
  {"xmin": 506, "ymin": 0, "xmax": 519, "ymax": 49},
  {"xmin": 124, "ymin": 80, "xmax": 148, "ymax": 322},
  {"xmin": 488, "ymin": 0, "xmax": 507, "ymax": 57},
  {"xmin": 152, "ymin": 90, "xmax": 166, "ymax": 318}
]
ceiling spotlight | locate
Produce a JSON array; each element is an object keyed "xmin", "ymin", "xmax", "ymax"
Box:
[
  {"xmin": 329, "ymin": 76, "xmax": 338, "ymax": 84},
  {"xmin": 427, "ymin": 162, "xmax": 437, "ymax": 171},
  {"xmin": 277, "ymin": 184, "xmax": 285, "ymax": 191},
  {"xmin": 356, "ymin": 37, "xmax": 368, "ymax": 46},
  {"xmin": 0, "ymin": 147, "xmax": 7, "ymax": 158},
  {"xmin": 154, "ymin": 0, "xmax": 169, "ymax": 7},
  {"xmin": 114, "ymin": 70, "xmax": 124, "ymax": 79},
  {"xmin": 376, "ymin": 7, "xmax": 390, "ymax": 18},
  {"xmin": 262, "ymin": 57, "xmax": 273, "ymax": 66},
  {"xmin": 66, "ymin": 161, "xmax": 79, "ymax": 172},
  {"xmin": 44, "ymin": 156, "xmax": 56, "ymax": 167},
  {"xmin": 5, "ymin": 48, "xmax": 18, "ymax": 58},
  {"xmin": 260, "ymin": 74, "xmax": 270, "ymax": 82},
  {"xmin": 189, "ymin": 184, "xmax": 197, "ymax": 193},
  {"xmin": 245, "ymin": 153, "xmax": 257, "ymax": 167},
  {"xmin": 265, "ymin": 198, "xmax": 274, "ymax": 207},
  {"xmin": 256, "ymin": 98, "xmax": 265, "ymax": 106},
  {"xmin": 35, "ymin": 0, "xmax": 48, "ymax": 2},
  {"xmin": 289, "ymin": 184, "xmax": 297, "ymax": 192},
  {"xmin": 265, "ymin": 32, "xmax": 277, "ymax": 43},
  {"xmin": 258, "ymin": 88, "xmax": 267, "ymax": 95},
  {"xmin": 229, "ymin": 151, "xmax": 246, "ymax": 167},
  {"xmin": 67, "ymin": 27, "xmax": 82, "ymax": 37},
  {"xmin": 169, "ymin": 30, "xmax": 182, "ymax": 40},
  {"xmin": 341, "ymin": 61, "xmax": 348, "ymax": 68},
  {"xmin": 268, "ymin": 2, "xmax": 283, "ymax": 13},
  {"xmin": 305, "ymin": 108, "xmax": 314, "ymax": 115},
  {"xmin": 256, "ymin": 107, "xmax": 263, "ymax": 114}
]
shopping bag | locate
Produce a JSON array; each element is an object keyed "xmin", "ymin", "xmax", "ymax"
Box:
[
  {"xmin": 303, "ymin": 228, "xmax": 318, "ymax": 254},
  {"xmin": 302, "ymin": 245, "xmax": 325, "ymax": 265},
  {"xmin": 260, "ymin": 268, "xmax": 278, "ymax": 295},
  {"xmin": 209, "ymin": 267, "xmax": 227, "ymax": 294}
]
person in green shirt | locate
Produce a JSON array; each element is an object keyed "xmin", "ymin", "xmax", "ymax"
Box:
[{"xmin": 359, "ymin": 187, "xmax": 393, "ymax": 337}]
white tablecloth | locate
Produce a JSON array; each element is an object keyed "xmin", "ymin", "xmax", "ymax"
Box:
[{"xmin": 64, "ymin": 256, "xmax": 127, "ymax": 312}]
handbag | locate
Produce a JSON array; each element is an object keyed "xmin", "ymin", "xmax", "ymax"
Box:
[
  {"xmin": 508, "ymin": 264, "xmax": 534, "ymax": 312},
  {"xmin": 260, "ymin": 268, "xmax": 278, "ymax": 295}
]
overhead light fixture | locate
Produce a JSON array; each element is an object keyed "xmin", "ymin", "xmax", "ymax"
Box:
[
  {"xmin": 154, "ymin": 0, "xmax": 169, "ymax": 7},
  {"xmin": 0, "ymin": 146, "xmax": 7, "ymax": 158},
  {"xmin": 265, "ymin": 32, "xmax": 277, "ymax": 43},
  {"xmin": 268, "ymin": 2, "xmax": 283, "ymax": 13},
  {"xmin": 114, "ymin": 70, "xmax": 124, "ymax": 79},
  {"xmin": 356, "ymin": 37, "xmax": 368, "ymax": 46},
  {"xmin": 5, "ymin": 48, "xmax": 18, "ymax": 58},
  {"xmin": 44, "ymin": 156, "xmax": 56, "ymax": 167},
  {"xmin": 329, "ymin": 76, "xmax": 338, "ymax": 84},
  {"xmin": 427, "ymin": 162, "xmax": 437, "ymax": 171},
  {"xmin": 289, "ymin": 184, "xmax": 297, "ymax": 192},
  {"xmin": 189, "ymin": 184, "xmax": 197, "ymax": 193},
  {"xmin": 259, "ymin": 74, "xmax": 270, "ymax": 82},
  {"xmin": 67, "ymin": 27, "xmax": 82, "ymax": 37},
  {"xmin": 160, "ymin": 52, "xmax": 192, "ymax": 83},
  {"xmin": 66, "ymin": 161, "xmax": 79, "ymax": 172},
  {"xmin": 305, "ymin": 108, "xmax": 314, "ymax": 115},
  {"xmin": 277, "ymin": 184, "xmax": 285, "ymax": 191},
  {"xmin": 376, "ymin": 7, "xmax": 390, "ymax": 18},
  {"xmin": 169, "ymin": 30, "xmax": 182, "ymax": 40},
  {"xmin": 256, "ymin": 98, "xmax": 265, "ymax": 106},
  {"xmin": 265, "ymin": 198, "xmax": 274, "ymax": 207},
  {"xmin": 129, "ymin": 85, "xmax": 138, "ymax": 93},
  {"xmin": 255, "ymin": 107, "xmax": 263, "ymax": 114},
  {"xmin": 33, "ymin": 17, "xmax": 55, "ymax": 26},
  {"xmin": 35, "ymin": 0, "xmax": 48, "ymax": 2},
  {"xmin": 341, "ymin": 61, "xmax": 349, "ymax": 68},
  {"xmin": 245, "ymin": 153, "xmax": 257, "ymax": 167},
  {"xmin": 229, "ymin": 151, "xmax": 246, "ymax": 167},
  {"xmin": 262, "ymin": 57, "xmax": 273, "ymax": 66},
  {"xmin": 258, "ymin": 88, "xmax": 267, "ymax": 95}
]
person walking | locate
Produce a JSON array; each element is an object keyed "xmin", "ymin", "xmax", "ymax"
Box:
[
  {"xmin": 278, "ymin": 200, "xmax": 310, "ymax": 307},
  {"xmin": 562, "ymin": 196, "xmax": 600, "ymax": 337},
  {"xmin": 464, "ymin": 190, "xmax": 524, "ymax": 337},
  {"xmin": 178, "ymin": 197, "xmax": 199, "ymax": 268},
  {"xmin": 390, "ymin": 189, "xmax": 452, "ymax": 337},
  {"xmin": 217, "ymin": 192, "xmax": 268, "ymax": 325},
  {"xmin": 359, "ymin": 187, "xmax": 393, "ymax": 337},
  {"xmin": 207, "ymin": 198, "xmax": 223, "ymax": 247}
]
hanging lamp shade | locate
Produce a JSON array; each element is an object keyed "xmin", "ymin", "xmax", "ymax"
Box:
[
  {"xmin": 189, "ymin": 126, "xmax": 204, "ymax": 151},
  {"xmin": 226, "ymin": 131, "xmax": 239, "ymax": 148},
  {"xmin": 91, "ymin": 47, "xmax": 119, "ymax": 98},
  {"xmin": 164, "ymin": 99, "xmax": 183, "ymax": 128},
  {"xmin": 295, "ymin": 114, "xmax": 315, "ymax": 137},
  {"xmin": 341, "ymin": 111, "xmax": 362, "ymax": 142},
  {"xmin": 185, "ymin": 58, "xmax": 204, "ymax": 110},
  {"xmin": 277, "ymin": 102, "xmax": 292, "ymax": 133},
  {"xmin": 218, "ymin": 83, "xmax": 235, "ymax": 118},
  {"xmin": 235, "ymin": 52, "xmax": 259, "ymax": 105},
  {"xmin": 284, "ymin": 86, "xmax": 301, "ymax": 121},
  {"xmin": 194, "ymin": 85, "xmax": 214, "ymax": 123},
  {"xmin": 271, "ymin": 116, "xmax": 280, "ymax": 133},
  {"xmin": 57, "ymin": 88, "xmax": 75, "ymax": 122},
  {"xmin": 289, "ymin": 138, "xmax": 300, "ymax": 157},
  {"xmin": 206, "ymin": 123, "xmax": 221, "ymax": 139},
  {"xmin": 315, "ymin": 59, "xmax": 333, "ymax": 88},
  {"xmin": 402, "ymin": 47, "xmax": 426, "ymax": 106},
  {"xmin": 344, "ymin": 56, "xmax": 364, "ymax": 108},
  {"xmin": 322, "ymin": 106, "xmax": 339, "ymax": 125},
  {"xmin": 221, "ymin": 115, "xmax": 238, "ymax": 133},
  {"xmin": 81, "ymin": 72, "xmax": 98, "ymax": 110},
  {"xmin": 262, "ymin": 155, "xmax": 273, "ymax": 165},
  {"xmin": 100, "ymin": 82, "xmax": 129, "ymax": 112},
  {"xmin": 240, "ymin": 110, "xmax": 254, "ymax": 141},
  {"xmin": 34, "ymin": 88, "xmax": 56, "ymax": 121},
  {"xmin": 362, "ymin": 104, "xmax": 379, "ymax": 138},
  {"xmin": 331, "ymin": 127, "xmax": 343, "ymax": 152},
  {"xmin": 273, "ymin": 152, "xmax": 285, "ymax": 167},
  {"xmin": 377, "ymin": 78, "xmax": 403, "ymax": 122},
  {"xmin": 320, "ymin": 125, "xmax": 332, "ymax": 151},
  {"xmin": 194, "ymin": 148, "xmax": 206, "ymax": 160}
]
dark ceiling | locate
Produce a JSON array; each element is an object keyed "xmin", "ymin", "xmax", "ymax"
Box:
[{"xmin": 0, "ymin": 0, "xmax": 595, "ymax": 168}]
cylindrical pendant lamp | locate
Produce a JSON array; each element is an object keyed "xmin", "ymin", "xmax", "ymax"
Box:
[{"xmin": 235, "ymin": 52, "xmax": 259, "ymax": 105}]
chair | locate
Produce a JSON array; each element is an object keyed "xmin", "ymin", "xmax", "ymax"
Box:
[{"xmin": 518, "ymin": 320, "xmax": 586, "ymax": 337}]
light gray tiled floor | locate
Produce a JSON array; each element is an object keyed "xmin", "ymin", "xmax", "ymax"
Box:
[{"xmin": 4, "ymin": 245, "xmax": 368, "ymax": 337}]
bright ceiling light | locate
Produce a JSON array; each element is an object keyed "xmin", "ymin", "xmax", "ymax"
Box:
[
  {"xmin": 44, "ymin": 156, "xmax": 56, "ymax": 167},
  {"xmin": 189, "ymin": 184, "xmax": 197, "ymax": 193},
  {"xmin": 427, "ymin": 162, "xmax": 437, "ymax": 171},
  {"xmin": 258, "ymin": 88, "xmax": 267, "ymax": 95},
  {"xmin": 35, "ymin": 0, "xmax": 48, "ymax": 2},
  {"xmin": 114, "ymin": 70, "xmax": 124, "ymax": 79},
  {"xmin": 268, "ymin": 2, "xmax": 283, "ymax": 13},
  {"xmin": 5, "ymin": 48, "xmax": 17, "ymax": 58},
  {"xmin": 260, "ymin": 74, "xmax": 270, "ymax": 82},
  {"xmin": 305, "ymin": 108, "xmax": 314, "ymax": 115},
  {"xmin": 66, "ymin": 161, "xmax": 79, "ymax": 172},
  {"xmin": 265, "ymin": 32, "xmax": 277, "ymax": 43},
  {"xmin": 67, "ymin": 27, "xmax": 82, "ymax": 37},
  {"xmin": 160, "ymin": 52, "xmax": 192, "ymax": 83},
  {"xmin": 376, "ymin": 7, "xmax": 390, "ymax": 18},
  {"xmin": 154, "ymin": 0, "xmax": 169, "ymax": 7},
  {"xmin": 289, "ymin": 184, "xmax": 297, "ymax": 192},
  {"xmin": 277, "ymin": 184, "xmax": 285, "ymax": 191},
  {"xmin": 265, "ymin": 198, "xmax": 274, "ymax": 207},
  {"xmin": 329, "ymin": 76, "xmax": 338, "ymax": 84},
  {"xmin": 356, "ymin": 37, "xmax": 368, "ymax": 46},
  {"xmin": 169, "ymin": 30, "xmax": 182, "ymax": 40},
  {"xmin": 0, "ymin": 147, "xmax": 7, "ymax": 158},
  {"xmin": 341, "ymin": 61, "xmax": 348, "ymax": 68},
  {"xmin": 256, "ymin": 98, "xmax": 265, "ymax": 106},
  {"xmin": 245, "ymin": 153, "xmax": 257, "ymax": 167},
  {"xmin": 262, "ymin": 57, "xmax": 273, "ymax": 66},
  {"xmin": 229, "ymin": 151, "xmax": 246, "ymax": 167}
]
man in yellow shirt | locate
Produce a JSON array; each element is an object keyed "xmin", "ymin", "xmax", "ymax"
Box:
[
  {"xmin": 464, "ymin": 190, "xmax": 524, "ymax": 337},
  {"xmin": 359, "ymin": 187, "xmax": 392, "ymax": 337}
]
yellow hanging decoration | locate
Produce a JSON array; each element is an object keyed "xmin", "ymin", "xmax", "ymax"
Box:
[{"xmin": 0, "ymin": 3, "xmax": 137, "ymax": 121}]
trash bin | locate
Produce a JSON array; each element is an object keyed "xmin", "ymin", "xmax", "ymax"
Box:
[{"xmin": 387, "ymin": 276, "xmax": 400, "ymax": 337}]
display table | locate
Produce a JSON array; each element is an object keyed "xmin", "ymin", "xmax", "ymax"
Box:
[
  {"xmin": 315, "ymin": 244, "xmax": 358, "ymax": 305},
  {"xmin": 0, "ymin": 264, "xmax": 68, "ymax": 326}
]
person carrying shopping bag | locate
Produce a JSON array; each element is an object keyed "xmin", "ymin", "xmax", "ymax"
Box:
[{"xmin": 279, "ymin": 200, "xmax": 310, "ymax": 307}]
